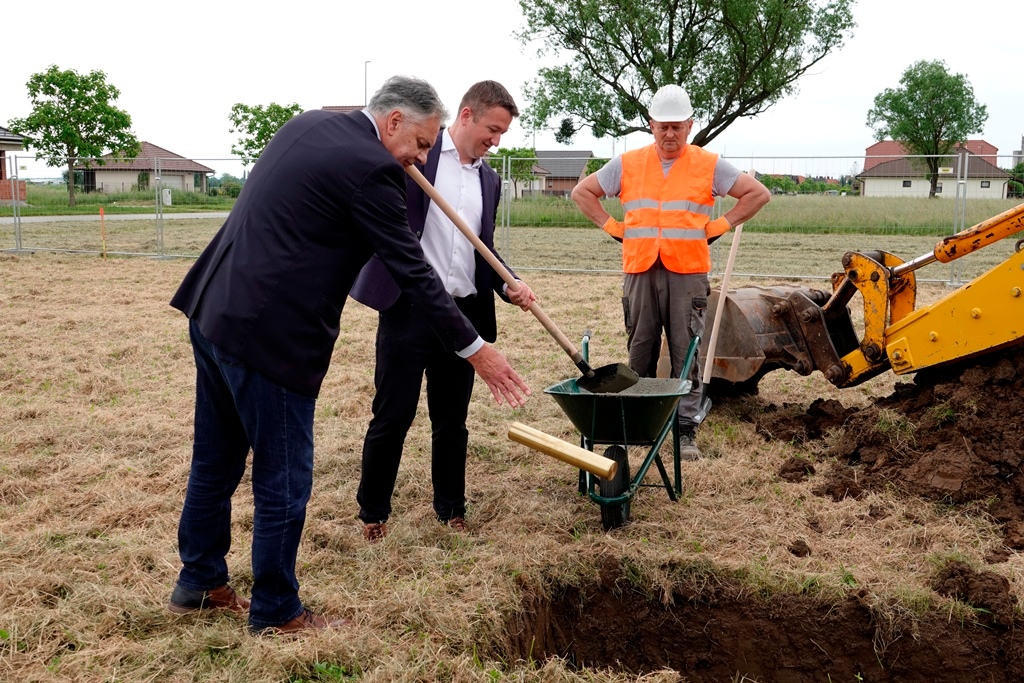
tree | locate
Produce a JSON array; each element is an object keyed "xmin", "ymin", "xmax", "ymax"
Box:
[
  {"xmin": 585, "ymin": 157, "xmax": 609, "ymax": 175},
  {"xmin": 7, "ymin": 65, "xmax": 140, "ymax": 207},
  {"xmin": 517, "ymin": 0, "xmax": 855, "ymax": 147},
  {"xmin": 488, "ymin": 146, "xmax": 538, "ymax": 196},
  {"xmin": 866, "ymin": 60, "xmax": 988, "ymax": 198},
  {"xmin": 229, "ymin": 102, "xmax": 303, "ymax": 166},
  {"xmin": 1007, "ymin": 162, "xmax": 1024, "ymax": 199}
]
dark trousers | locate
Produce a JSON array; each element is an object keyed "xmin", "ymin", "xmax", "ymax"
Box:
[
  {"xmin": 357, "ymin": 297, "xmax": 476, "ymax": 524},
  {"xmin": 176, "ymin": 319, "xmax": 315, "ymax": 629}
]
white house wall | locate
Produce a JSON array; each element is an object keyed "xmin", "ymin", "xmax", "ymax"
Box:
[
  {"xmin": 159, "ymin": 174, "xmax": 188, "ymax": 191},
  {"xmin": 94, "ymin": 170, "xmax": 140, "ymax": 194},
  {"xmin": 861, "ymin": 177, "xmax": 1006, "ymax": 199},
  {"xmin": 93, "ymin": 170, "xmax": 192, "ymax": 193}
]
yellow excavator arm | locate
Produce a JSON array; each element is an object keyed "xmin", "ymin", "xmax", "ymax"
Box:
[{"xmin": 701, "ymin": 203, "xmax": 1024, "ymax": 391}]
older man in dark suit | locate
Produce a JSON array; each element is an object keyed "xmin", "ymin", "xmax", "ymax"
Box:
[
  {"xmin": 351, "ymin": 81, "xmax": 534, "ymax": 541},
  {"xmin": 166, "ymin": 76, "xmax": 530, "ymax": 635}
]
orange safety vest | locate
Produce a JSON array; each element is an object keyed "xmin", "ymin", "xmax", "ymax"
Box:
[{"xmin": 618, "ymin": 143, "xmax": 717, "ymax": 274}]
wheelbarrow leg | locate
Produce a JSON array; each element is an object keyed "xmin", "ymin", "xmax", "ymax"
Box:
[
  {"xmin": 673, "ymin": 420, "xmax": 682, "ymax": 496},
  {"xmin": 653, "ymin": 452, "xmax": 678, "ymax": 502},
  {"xmin": 599, "ymin": 445, "xmax": 631, "ymax": 530},
  {"xmin": 578, "ymin": 435, "xmax": 593, "ymax": 495}
]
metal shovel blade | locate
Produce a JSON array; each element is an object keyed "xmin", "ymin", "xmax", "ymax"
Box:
[{"xmin": 576, "ymin": 362, "xmax": 640, "ymax": 394}]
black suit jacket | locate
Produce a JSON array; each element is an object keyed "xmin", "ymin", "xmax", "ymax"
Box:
[
  {"xmin": 170, "ymin": 110, "xmax": 478, "ymax": 398},
  {"xmin": 349, "ymin": 131, "xmax": 513, "ymax": 342}
]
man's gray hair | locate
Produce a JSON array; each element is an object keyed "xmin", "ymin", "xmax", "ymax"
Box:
[{"xmin": 367, "ymin": 76, "xmax": 449, "ymax": 124}]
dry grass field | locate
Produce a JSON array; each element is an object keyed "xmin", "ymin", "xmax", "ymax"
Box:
[{"xmin": 1, "ymin": 245, "xmax": 1022, "ymax": 682}]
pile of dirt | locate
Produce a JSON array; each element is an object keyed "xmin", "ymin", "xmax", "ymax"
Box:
[{"xmin": 751, "ymin": 346, "xmax": 1024, "ymax": 553}]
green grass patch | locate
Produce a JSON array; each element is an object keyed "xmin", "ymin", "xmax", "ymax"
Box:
[
  {"xmin": 500, "ymin": 195, "xmax": 1022, "ymax": 235},
  {"xmin": 1, "ymin": 183, "xmax": 235, "ymax": 217}
]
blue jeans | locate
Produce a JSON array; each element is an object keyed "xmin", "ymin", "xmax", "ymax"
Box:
[{"xmin": 176, "ymin": 319, "xmax": 315, "ymax": 629}]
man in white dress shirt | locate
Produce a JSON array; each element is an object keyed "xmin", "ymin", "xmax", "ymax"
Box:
[{"xmin": 350, "ymin": 81, "xmax": 535, "ymax": 540}]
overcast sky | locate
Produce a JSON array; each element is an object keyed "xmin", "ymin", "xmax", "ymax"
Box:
[{"xmin": 3, "ymin": 0, "xmax": 1021, "ymax": 179}]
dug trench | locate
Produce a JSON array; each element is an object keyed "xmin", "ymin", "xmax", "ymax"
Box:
[
  {"xmin": 502, "ymin": 347, "xmax": 1024, "ymax": 681},
  {"xmin": 504, "ymin": 556, "xmax": 1023, "ymax": 682}
]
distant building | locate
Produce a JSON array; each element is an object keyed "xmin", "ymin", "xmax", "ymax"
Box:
[
  {"xmin": 74, "ymin": 141, "xmax": 215, "ymax": 194},
  {"xmin": 857, "ymin": 140, "xmax": 1008, "ymax": 198},
  {"xmin": 528, "ymin": 150, "xmax": 594, "ymax": 197},
  {"xmin": 0, "ymin": 125, "xmax": 26, "ymax": 181},
  {"xmin": 863, "ymin": 139, "xmax": 998, "ymax": 172},
  {"xmin": 1013, "ymin": 135, "xmax": 1023, "ymax": 169},
  {"xmin": 0, "ymin": 125, "xmax": 27, "ymax": 202}
]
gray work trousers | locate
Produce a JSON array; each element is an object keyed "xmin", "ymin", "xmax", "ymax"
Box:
[{"xmin": 623, "ymin": 260, "xmax": 708, "ymax": 428}]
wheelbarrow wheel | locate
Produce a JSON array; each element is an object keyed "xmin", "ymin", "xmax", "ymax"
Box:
[{"xmin": 599, "ymin": 445, "xmax": 631, "ymax": 530}]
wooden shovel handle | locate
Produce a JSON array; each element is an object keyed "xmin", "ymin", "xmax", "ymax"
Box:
[{"xmin": 405, "ymin": 165, "xmax": 587, "ymax": 366}]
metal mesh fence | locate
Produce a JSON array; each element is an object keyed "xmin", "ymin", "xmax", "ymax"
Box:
[
  {"xmin": 1, "ymin": 155, "xmax": 235, "ymax": 257},
  {"xmin": 3, "ymin": 152, "xmax": 1022, "ymax": 285},
  {"xmin": 494, "ymin": 153, "xmax": 1024, "ymax": 285}
]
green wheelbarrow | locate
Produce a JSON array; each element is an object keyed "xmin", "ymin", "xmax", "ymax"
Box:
[{"xmin": 543, "ymin": 333, "xmax": 700, "ymax": 530}]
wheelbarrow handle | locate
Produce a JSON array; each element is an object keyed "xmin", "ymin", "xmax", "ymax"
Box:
[{"xmin": 406, "ymin": 165, "xmax": 592, "ymax": 374}]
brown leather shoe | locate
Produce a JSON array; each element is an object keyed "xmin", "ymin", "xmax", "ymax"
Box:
[
  {"xmin": 362, "ymin": 521, "xmax": 388, "ymax": 542},
  {"xmin": 255, "ymin": 608, "xmax": 349, "ymax": 635},
  {"xmin": 168, "ymin": 583, "xmax": 250, "ymax": 614},
  {"xmin": 445, "ymin": 517, "xmax": 468, "ymax": 532}
]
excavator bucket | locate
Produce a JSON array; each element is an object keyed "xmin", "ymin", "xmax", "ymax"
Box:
[
  {"xmin": 666, "ymin": 204, "xmax": 1024, "ymax": 395},
  {"xmin": 699, "ymin": 285, "xmax": 859, "ymax": 393}
]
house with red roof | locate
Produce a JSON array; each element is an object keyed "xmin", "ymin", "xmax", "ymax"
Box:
[
  {"xmin": 74, "ymin": 141, "xmax": 215, "ymax": 194},
  {"xmin": 0, "ymin": 125, "xmax": 27, "ymax": 201},
  {"xmin": 857, "ymin": 140, "xmax": 1008, "ymax": 198}
]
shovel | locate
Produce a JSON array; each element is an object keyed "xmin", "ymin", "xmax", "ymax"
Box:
[
  {"xmin": 693, "ymin": 221, "xmax": 743, "ymax": 424},
  {"xmin": 406, "ymin": 165, "xmax": 639, "ymax": 394}
]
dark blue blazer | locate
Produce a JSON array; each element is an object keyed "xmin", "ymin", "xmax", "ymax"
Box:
[
  {"xmin": 350, "ymin": 131, "xmax": 513, "ymax": 342},
  {"xmin": 170, "ymin": 110, "xmax": 478, "ymax": 398}
]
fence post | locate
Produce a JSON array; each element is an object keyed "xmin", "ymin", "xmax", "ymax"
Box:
[
  {"xmin": 155, "ymin": 157, "xmax": 165, "ymax": 257},
  {"xmin": 501, "ymin": 155, "xmax": 511, "ymax": 263},
  {"xmin": 949, "ymin": 151, "xmax": 968, "ymax": 286},
  {"xmin": 12, "ymin": 155, "xmax": 22, "ymax": 252}
]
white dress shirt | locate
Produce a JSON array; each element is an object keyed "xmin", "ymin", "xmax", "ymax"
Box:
[
  {"xmin": 361, "ymin": 111, "xmax": 484, "ymax": 358},
  {"xmin": 421, "ymin": 128, "xmax": 484, "ymax": 299}
]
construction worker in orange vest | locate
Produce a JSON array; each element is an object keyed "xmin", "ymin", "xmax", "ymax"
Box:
[{"xmin": 572, "ymin": 84, "xmax": 770, "ymax": 459}]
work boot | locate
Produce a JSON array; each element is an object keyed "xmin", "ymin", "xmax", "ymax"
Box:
[
  {"xmin": 362, "ymin": 521, "xmax": 388, "ymax": 542},
  {"xmin": 168, "ymin": 583, "xmax": 250, "ymax": 614},
  {"xmin": 678, "ymin": 426, "xmax": 702, "ymax": 461},
  {"xmin": 252, "ymin": 607, "xmax": 349, "ymax": 635}
]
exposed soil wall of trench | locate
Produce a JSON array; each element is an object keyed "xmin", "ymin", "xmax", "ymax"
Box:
[{"xmin": 505, "ymin": 560, "xmax": 1023, "ymax": 682}]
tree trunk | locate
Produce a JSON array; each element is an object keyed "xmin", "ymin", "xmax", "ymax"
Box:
[{"xmin": 67, "ymin": 160, "xmax": 77, "ymax": 208}]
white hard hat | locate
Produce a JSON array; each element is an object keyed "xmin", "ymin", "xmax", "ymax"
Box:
[{"xmin": 648, "ymin": 84, "xmax": 693, "ymax": 122}]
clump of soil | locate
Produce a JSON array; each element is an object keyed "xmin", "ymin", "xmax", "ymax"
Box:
[
  {"xmin": 932, "ymin": 560, "xmax": 1018, "ymax": 629},
  {"xmin": 778, "ymin": 456, "xmax": 816, "ymax": 483},
  {"xmin": 754, "ymin": 346, "xmax": 1024, "ymax": 546}
]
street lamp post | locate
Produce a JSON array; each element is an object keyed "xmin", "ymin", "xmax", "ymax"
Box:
[{"xmin": 364, "ymin": 61, "xmax": 371, "ymax": 106}]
